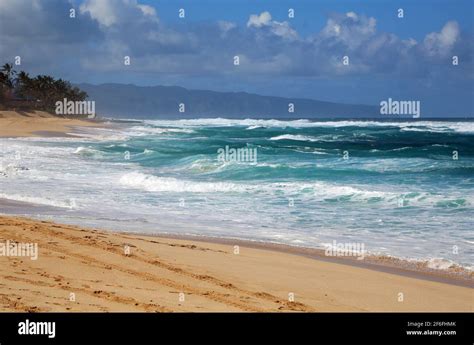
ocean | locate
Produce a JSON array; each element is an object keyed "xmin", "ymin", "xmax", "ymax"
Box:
[{"xmin": 1, "ymin": 118, "xmax": 473, "ymax": 270}]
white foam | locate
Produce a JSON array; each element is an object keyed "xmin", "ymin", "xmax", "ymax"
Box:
[
  {"xmin": 73, "ymin": 146, "xmax": 87, "ymax": 154},
  {"xmin": 142, "ymin": 118, "xmax": 474, "ymax": 133},
  {"xmin": 119, "ymin": 172, "xmax": 392, "ymax": 199},
  {"xmin": 66, "ymin": 132, "xmax": 129, "ymax": 141},
  {"xmin": 117, "ymin": 172, "xmax": 472, "ymax": 208},
  {"xmin": 426, "ymin": 258, "xmax": 458, "ymax": 270},
  {"xmin": 269, "ymin": 134, "xmax": 320, "ymax": 142},
  {"xmin": 119, "ymin": 172, "xmax": 250, "ymax": 193},
  {"xmin": 144, "ymin": 118, "xmax": 314, "ymax": 128},
  {"xmin": 74, "ymin": 146, "xmax": 96, "ymax": 154},
  {"xmin": 126, "ymin": 126, "xmax": 194, "ymax": 136},
  {"xmin": 0, "ymin": 193, "xmax": 74, "ymax": 209}
]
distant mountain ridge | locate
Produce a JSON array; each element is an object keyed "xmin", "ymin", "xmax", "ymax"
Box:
[{"xmin": 77, "ymin": 83, "xmax": 380, "ymax": 119}]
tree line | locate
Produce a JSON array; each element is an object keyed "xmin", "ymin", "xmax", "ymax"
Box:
[{"xmin": 0, "ymin": 63, "xmax": 88, "ymax": 114}]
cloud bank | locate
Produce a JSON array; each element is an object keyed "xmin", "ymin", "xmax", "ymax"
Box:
[{"xmin": 0, "ymin": 0, "xmax": 471, "ymax": 80}]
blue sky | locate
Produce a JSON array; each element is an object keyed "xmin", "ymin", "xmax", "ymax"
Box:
[
  {"xmin": 0, "ymin": 0, "xmax": 473, "ymax": 116},
  {"xmin": 140, "ymin": 0, "xmax": 473, "ymax": 40}
]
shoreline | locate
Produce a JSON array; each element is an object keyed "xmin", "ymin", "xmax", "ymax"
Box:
[
  {"xmin": 0, "ymin": 215, "xmax": 472, "ymax": 312},
  {"xmin": 1, "ymin": 196, "xmax": 472, "ymax": 288},
  {"xmin": 1, "ymin": 201, "xmax": 472, "ymax": 288},
  {"xmin": 134, "ymin": 232, "xmax": 473, "ymax": 288}
]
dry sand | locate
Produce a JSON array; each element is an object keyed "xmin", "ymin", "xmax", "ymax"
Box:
[
  {"xmin": 0, "ymin": 216, "xmax": 472, "ymax": 312},
  {"xmin": 0, "ymin": 110, "xmax": 101, "ymax": 137}
]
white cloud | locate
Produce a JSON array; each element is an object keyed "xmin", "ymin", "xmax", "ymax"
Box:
[
  {"xmin": 80, "ymin": 0, "xmax": 158, "ymax": 27},
  {"xmin": 247, "ymin": 11, "xmax": 297, "ymax": 39},
  {"xmin": 218, "ymin": 21, "xmax": 237, "ymax": 32},
  {"xmin": 423, "ymin": 21, "xmax": 459, "ymax": 57},
  {"xmin": 218, "ymin": 21, "xmax": 237, "ymax": 38},
  {"xmin": 80, "ymin": 0, "xmax": 118, "ymax": 27},
  {"xmin": 321, "ymin": 13, "xmax": 377, "ymax": 50},
  {"xmin": 247, "ymin": 11, "xmax": 272, "ymax": 28},
  {"xmin": 346, "ymin": 12, "xmax": 358, "ymax": 20},
  {"xmin": 137, "ymin": 4, "xmax": 156, "ymax": 17},
  {"xmin": 269, "ymin": 21, "xmax": 297, "ymax": 40}
]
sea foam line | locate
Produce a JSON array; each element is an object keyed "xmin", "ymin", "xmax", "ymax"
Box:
[{"xmin": 140, "ymin": 118, "xmax": 474, "ymax": 133}]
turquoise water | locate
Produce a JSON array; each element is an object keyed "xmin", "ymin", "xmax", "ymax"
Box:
[{"xmin": 1, "ymin": 118, "xmax": 473, "ymax": 269}]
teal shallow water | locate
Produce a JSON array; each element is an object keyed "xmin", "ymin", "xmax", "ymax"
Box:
[{"xmin": 1, "ymin": 118, "xmax": 473, "ymax": 270}]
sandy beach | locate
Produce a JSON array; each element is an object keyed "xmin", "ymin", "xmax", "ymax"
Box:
[
  {"xmin": 0, "ymin": 215, "xmax": 472, "ymax": 312},
  {"xmin": 0, "ymin": 110, "xmax": 101, "ymax": 137},
  {"xmin": 0, "ymin": 111, "xmax": 473, "ymax": 312}
]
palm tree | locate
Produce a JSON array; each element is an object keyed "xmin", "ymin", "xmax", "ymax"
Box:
[
  {"xmin": 16, "ymin": 71, "xmax": 33, "ymax": 100},
  {"xmin": 1, "ymin": 61, "xmax": 89, "ymax": 115},
  {"xmin": 0, "ymin": 63, "xmax": 16, "ymax": 101},
  {"xmin": 1, "ymin": 63, "xmax": 16, "ymax": 89}
]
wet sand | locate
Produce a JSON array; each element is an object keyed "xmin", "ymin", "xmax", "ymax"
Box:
[{"xmin": 0, "ymin": 215, "xmax": 472, "ymax": 312}]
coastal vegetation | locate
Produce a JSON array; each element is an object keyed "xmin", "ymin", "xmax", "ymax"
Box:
[{"xmin": 0, "ymin": 63, "xmax": 88, "ymax": 115}]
